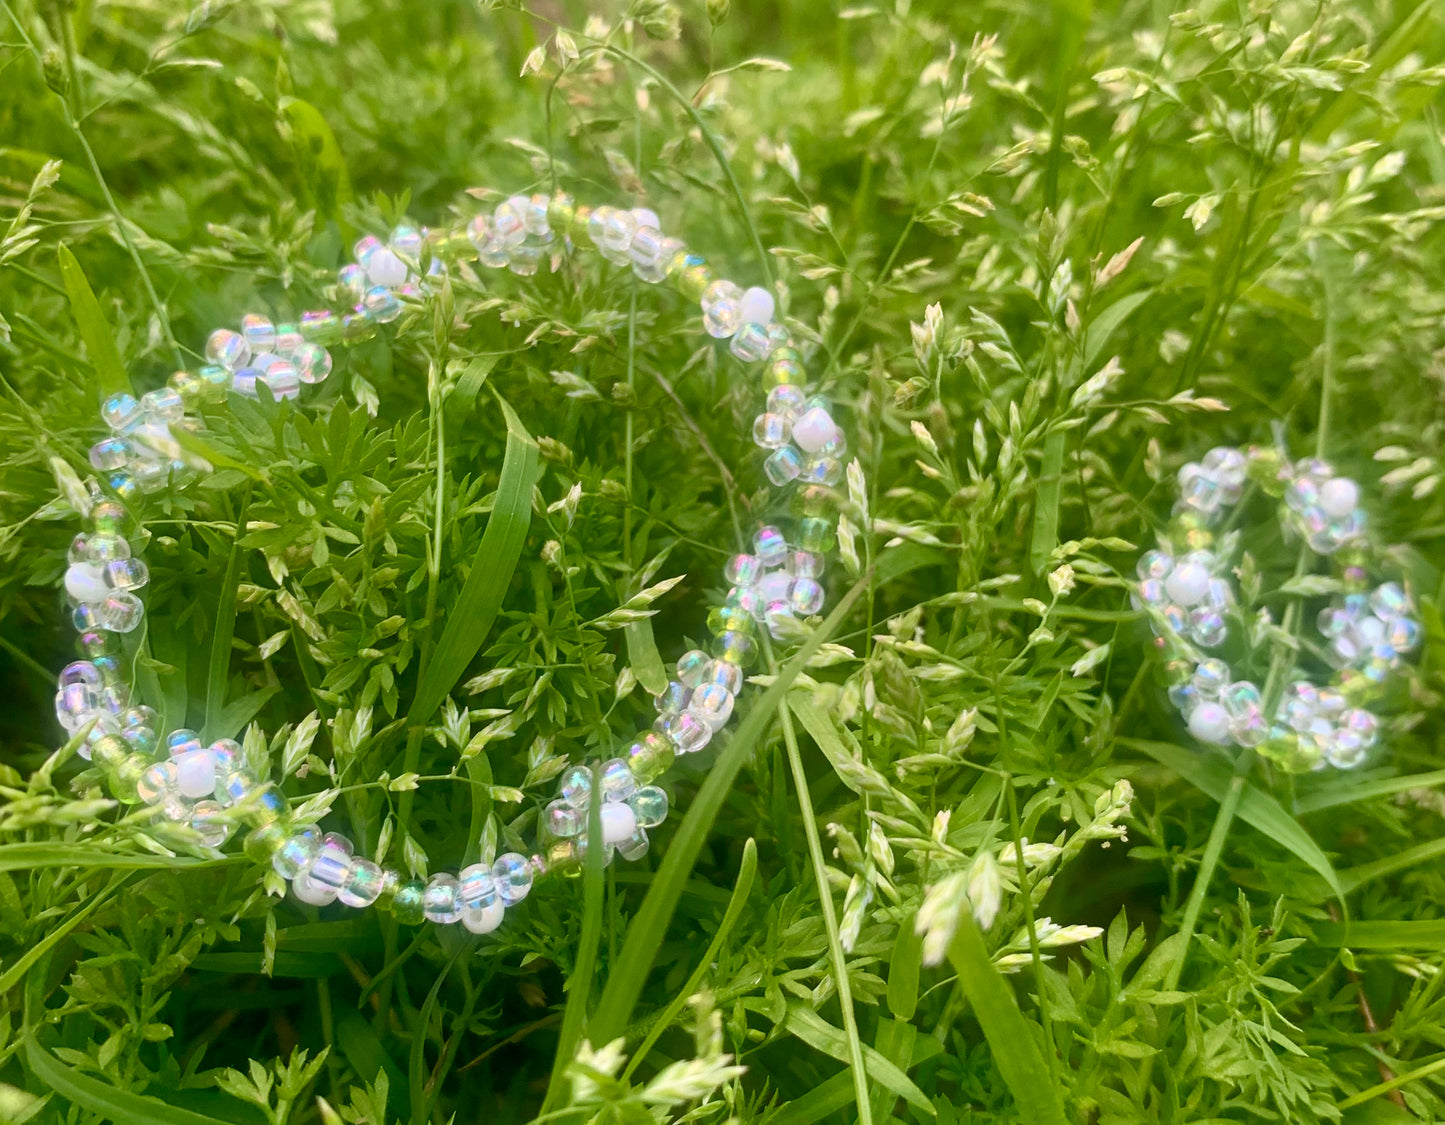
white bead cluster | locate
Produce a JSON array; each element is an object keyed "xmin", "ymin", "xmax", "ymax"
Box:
[
  {"xmin": 202, "ymin": 313, "xmax": 335, "ymax": 401},
  {"xmin": 1136, "ymin": 444, "xmax": 1419, "ymax": 771},
  {"xmin": 752, "ymin": 388, "xmax": 848, "ymax": 488},
  {"xmin": 271, "ymin": 826, "xmax": 534, "ymax": 934},
  {"xmin": 1317, "ymin": 582, "xmax": 1420, "ymax": 680},
  {"xmin": 1133, "ymin": 548, "xmax": 1230, "ymax": 647},
  {"xmin": 1168, "ymin": 658, "xmax": 1382, "ymax": 769},
  {"xmin": 337, "ymin": 224, "xmax": 442, "ymax": 319},
  {"xmin": 542, "ymin": 761, "xmax": 670, "ymax": 863},
  {"xmin": 1283, "ymin": 457, "xmax": 1367, "ymax": 554},
  {"xmin": 1273, "ymin": 681, "xmax": 1379, "ymax": 769},
  {"xmin": 468, "ymin": 193, "xmax": 561, "ymax": 277},
  {"xmin": 1173, "ymin": 446, "xmax": 1248, "ymax": 520},
  {"xmin": 132, "ymin": 728, "xmax": 281, "ymax": 844},
  {"xmin": 1166, "ymin": 659, "xmax": 1267, "ymax": 748},
  {"xmin": 723, "ymin": 524, "xmax": 828, "ymax": 642},
  {"xmin": 62, "ymin": 527, "xmax": 149, "ymax": 639},
  {"xmin": 88, "ymin": 387, "xmax": 209, "ymax": 495}
]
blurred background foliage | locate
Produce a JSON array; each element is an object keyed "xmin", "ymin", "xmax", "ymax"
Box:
[{"xmin": 1, "ymin": 0, "xmax": 1444, "ymax": 1121}]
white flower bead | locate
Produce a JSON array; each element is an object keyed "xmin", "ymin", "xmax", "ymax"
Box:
[
  {"xmin": 791, "ymin": 407, "xmax": 836, "ymax": 454},
  {"xmin": 738, "ymin": 286, "xmax": 775, "ymax": 326},
  {"xmin": 1352, "ymin": 614, "xmax": 1386, "ymax": 647},
  {"xmin": 173, "ymin": 749, "xmax": 217, "ymax": 799},
  {"xmin": 1164, "ymin": 561, "xmax": 1210, "ymax": 607},
  {"xmin": 758, "ymin": 570, "xmax": 792, "ymax": 604},
  {"xmin": 366, "ymin": 248, "xmax": 408, "ymax": 288},
  {"xmin": 462, "ymin": 899, "xmax": 506, "ymax": 934},
  {"xmin": 1187, "ymin": 701, "xmax": 1231, "ymax": 744},
  {"xmin": 1319, "ymin": 477, "xmax": 1359, "ymax": 519},
  {"xmin": 600, "ymin": 802, "xmax": 638, "ymax": 845},
  {"xmin": 65, "ymin": 562, "xmax": 109, "ymax": 604}
]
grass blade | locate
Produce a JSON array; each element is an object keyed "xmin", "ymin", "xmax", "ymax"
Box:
[
  {"xmin": 1337, "ymin": 839, "xmax": 1445, "ymax": 895},
  {"xmin": 209, "ymin": 685, "xmax": 279, "ymax": 744},
  {"xmin": 190, "ymin": 951, "xmax": 343, "ymax": 977},
  {"xmin": 946, "ymin": 910, "xmax": 1067, "ymax": 1125},
  {"xmin": 1294, "ymin": 768, "xmax": 1445, "ymax": 814},
  {"xmin": 56, "ymin": 244, "xmax": 130, "ymax": 399},
  {"xmin": 782, "ymin": 1004, "xmax": 933, "ymax": 1114},
  {"xmin": 0, "ymin": 843, "xmax": 227, "ymax": 872},
  {"xmin": 886, "ymin": 919, "xmax": 922, "ymax": 1022},
  {"xmin": 769, "ymin": 1071, "xmax": 859, "ymax": 1125},
  {"xmin": 781, "ymin": 700, "xmax": 875, "ymax": 1125},
  {"xmin": 277, "ymin": 97, "xmax": 352, "ymax": 222},
  {"xmin": 625, "ymin": 619, "xmax": 668, "ymax": 697},
  {"xmin": 1029, "ymin": 429, "xmax": 1065, "ymax": 576},
  {"xmin": 622, "ymin": 838, "xmax": 758, "ymax": 1081},
  {"xmin": 588, "ymin": 573, "xmax": 870, "ymax": 1046},
  {"xmin": 334, "ymin": 1007, "xmax": 408, "ymax": 1114},
  {"xmin": 409, "ymin": 953, "xmax": 459, "ymax": 1125},
  {"xmin": 24, "ymin": 1036, "xmax": 236, "ymax": 1125},
  {"xmin": 405, "ymin": 391, "xmax": 538, "ymax": 729},
  {"xmin": 1317, "ymin": 920, "xmax": 1445, "ymax": 949},
  {"xmin": 1082, "ymin": 290, "xmax": 1150, "ymax": 369}
]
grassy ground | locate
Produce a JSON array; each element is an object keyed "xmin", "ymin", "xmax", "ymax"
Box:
[{"xmin": 1, "ymin": 0, "xmax": 1444, "ymax": 1121}]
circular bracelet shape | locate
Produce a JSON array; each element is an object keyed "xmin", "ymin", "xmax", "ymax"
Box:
[
  {"xmin": 53, "ymin": 188, "xmax": 850, "ymax": 934},
  {"xmin": 1133, "ymin": 444, "xmax": 1421, "ymax": 772}
]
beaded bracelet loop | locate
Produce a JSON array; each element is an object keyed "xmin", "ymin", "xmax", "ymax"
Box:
[
  {"xmin": 1133, "ymin": 444, "xmax": 1420, "ymax": 773},
  {"xmin": 52, "ymin": 189, "xmax": 850, "ymax": 935}
]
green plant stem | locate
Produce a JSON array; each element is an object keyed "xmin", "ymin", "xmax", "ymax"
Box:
[
  {"xmin": 1338, "ymin": 1054, "xmax": 1445, "ymax": 1111},
  {"xmin": 779, "ymin": 704, "xmax": 873, "ymax": 1125}
]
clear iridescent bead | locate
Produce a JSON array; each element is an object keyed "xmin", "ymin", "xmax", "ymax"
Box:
[
  {"xmin": 700, "ymin": 280, "xmax": 743, "ymax": 338},
  {"xmin": 205, "ymin": 329, "xmax": 250, "ymax": 370},
  {"xmin": 338, "ymin": 859, "xmax": 386, "ymax": 908},
  {"xmin": 273, "ymin": 828, "xmax": 321, "ymax": 879},
  {"xmin": 662, "ymin": 710, "xmax": 712, "ymax": 754},
  {"xmin": 724, "ymin": 554, "xmax": 764, "ymax": 587},
  {"xmin": 492, "ymin": 852, "xmax": 533, "ymax": 905},
  {"xmin": 599, "ymin": 758, "xmax": 638, "ymax": 802},
  {"xmin": 686, "ymin": 654, "xmax": 734, "ymax": 698},
  {"xmin": 752, "ymin": 413, "xmax": 791, "ymax": 450},
  {"xmin": 458, "ymin": 863, "xmax": 498, "ymax": 910},
  {"xmin": 653, "ymin": 681, "xmax": 691, "ymax": 717},
  {"xmin": 687, "ymin": 683, "xmax": 735, "ymax": 729},
  {"xmin": 731, "ymin": 323, "xmax": 772, "ymax": 362},
  {"xmin": 545, "ymin": 799, "xmax": 584, "ymax": 838},
  {"xmin": 753, "ymin": 526, "xmax": 787, "ymax": 567},
  {"xmin": 765, "ymin": 447, "xmax": 804, "ymax": 486},
  {"xmin": 767, "ymin": 385, "xmax": 807, "ymax": 419},
  {"xmin": 628, "ymin": 786, "xmax": 669, "ymax": 828},
  {"xmin": 1191, "ymin": 660, "xmax": 1230, "ymax": 698},
  {"xmin": 559, "ymin": 764, "xmax": 593, "ymax": 808},
  {"xmin": 790, "ymin": 578, "xmax": 826, "ymax": 616},
  {"xmin": 675, "ymin": 649, "xmax": 712, "ymax": 687},
  {"xmin": 241, "ymin": 314, "xmax": 276, "ymax": 351},
  {"xmin": 423, "ymin": 873, "xmax": 463, "ymax": 923}
]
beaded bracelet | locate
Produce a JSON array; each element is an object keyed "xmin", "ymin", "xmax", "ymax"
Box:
[
  {"xmin": 53, "ymin": 190, "xmax": 850, "ymax": 933},
  {"xmin": 1132, "ymin": 444, "xmax": 1420, "ymax": 772}
]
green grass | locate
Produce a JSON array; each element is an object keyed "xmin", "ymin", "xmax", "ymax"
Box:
[{"xmin": 1, "ymin": 0, "xmax": 1444, "ymax": 1122}]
